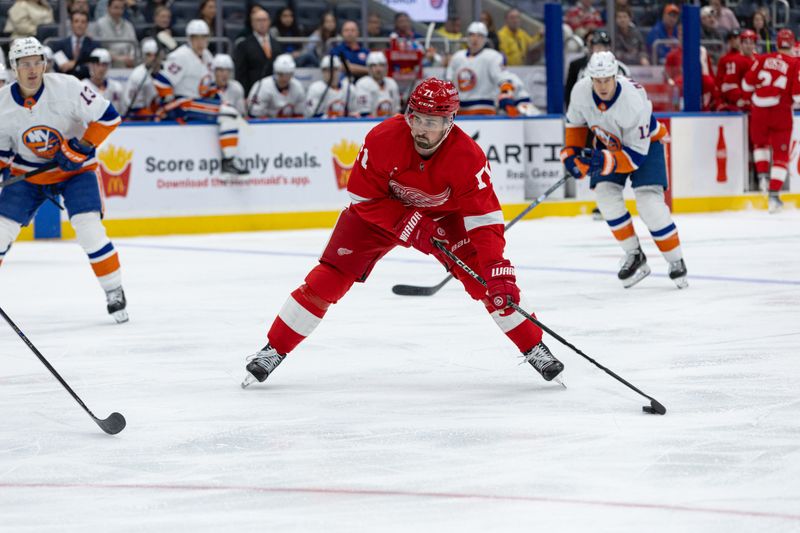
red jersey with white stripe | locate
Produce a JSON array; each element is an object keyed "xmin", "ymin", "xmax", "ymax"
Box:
[
  {"xmin": 742, "ymin": 51, "xmax": 800, "ymax": 109},
  {"xmin": 716, "ymin": 50, "xmax": 756, "ymax": 109},
  {"xmin": 348, "ymin": 115, "xmax": 506, "ymax": 267}
]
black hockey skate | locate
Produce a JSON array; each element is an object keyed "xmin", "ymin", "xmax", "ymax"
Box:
[
  {"xmin": 618, "ymin": 247, "xmax": 651, "ymax": 288},
  {"xmin": 768, "ymin": 191, "xmax": 784, "ymax": 214},
  {"xmin": 241, "ymin": 344, "xmax": 285, "ymax": 389},
  {"xmin": 668, "ymin": 258, "xmax": 688, "ymax": 289},
  {"xmin": 105, "ymin": 287, "xmax": 128, "ymax": 323},
  {"xmin": 221, "ymin": 157, "xmax": 249, "ymax": 181},
  {"xmin": 523, "ymin": 341, "xmax": 564, "ymax": 382}
]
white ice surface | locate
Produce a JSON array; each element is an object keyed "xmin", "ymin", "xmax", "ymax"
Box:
[{"xmin": 1, "ymin": 210, "xmax": 799, "ymax": 532}]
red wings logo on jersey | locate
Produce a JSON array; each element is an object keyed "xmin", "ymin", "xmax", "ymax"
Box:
[
  {"xmin": 456, "ymin": 68, "xmax": 477, "ymax": 92},
  {"xmin": 22, "ymin": 126, "xmax": 65, "ymax": 159},
  {"xmin": 389, "ymin": 179, "xmax": 451, "ymax": 207},
  {"xmin": 590, "ymin": 126, "xmax": 623, "ymax": 151}
]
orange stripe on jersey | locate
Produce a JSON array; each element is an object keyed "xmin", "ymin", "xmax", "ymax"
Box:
[
  {"xmin": 18, "ymin": 163, "xmax": 99, "ymax": 185},
  {"xmin": 565, "ymin": 125, "xmax": 589, "ymax": 147},
  {"xmin": 458, "ymin": 109, "xmax": 496, "ymax": 116},
  {"xmin": 91, "ymin": 252, "xmax": 121, "ymax": 277},
  {"xmin": 612, "ymin": 222, "xmax": 636, "ymax": 241},
  {"xmin": 83, "ymin": 121, "xmax": 120, "ymax": 147},
  {"xmin": 650, "ymin": 122, "xmax": 669, "ymax": 143},
  {"xmin": 155, "ymin": 85, "xmax": 174, "ymax": 99},
  {"xmin": 612, "ymin": 151, "xmax": 637, "ymax": 174},
  {"xmin": 219, "ymin": 137, "xmax": 238, "ymax": 148},
  {"xmin": 654, "ymin": 233, "xmax": 681, "ymax": 252},
  {"xmin": 187, "ymin": 102, "xmax": 220, "ymax": 113}
]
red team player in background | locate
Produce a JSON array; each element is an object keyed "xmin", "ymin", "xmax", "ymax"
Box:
[
  {"xmin": 742, "ymin": 28, "xmax": 800, "ymax": 213},
  {"xmin": 716, "ymin": 29, "xmax": 757, "ymax": 111},
  {"xmin": 241, "ymin": 78, "xmax": 565, "ymax": 388}
]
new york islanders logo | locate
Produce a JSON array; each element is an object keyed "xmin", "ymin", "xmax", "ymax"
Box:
[
  {"xmin": 22, "ymin": 126, "xmax": 64, "ymax": 159},
  {"xmin": 456, "ymin": 68, "xmax": 477, "ymax": 92},
  {"xmin": 590, "ymin": 126, "xmax": 623, "ymax": 152}
]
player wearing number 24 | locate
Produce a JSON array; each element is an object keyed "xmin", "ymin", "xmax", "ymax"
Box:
[
  {"xmin": 561, "ymin": 51, "xmax": 687, "ymax": 289},
  {"xmin": 241, "ymin": 77, "xmax": 564, "ymax": 388},
  {"xmin": 0, "ymin": 37, "xmax": 129, "ymax": 323}
]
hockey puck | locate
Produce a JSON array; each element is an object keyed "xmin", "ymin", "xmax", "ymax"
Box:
[{"xmin": 642, "ymin": 399, "xmax": 667, "ymax": 415}]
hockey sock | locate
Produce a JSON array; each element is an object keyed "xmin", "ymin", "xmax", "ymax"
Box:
[
  {"xmin": 268, "ymin": 284, "xmax": 331, "ymax": 355},
  {"xmin": 596, "ymin": 182, "xmax": 640, "ymax": 253},
  {"xmin": 635, "ymin": 185, "xmax": 683, "ymax": 263},
  {"xmin": 218, "ymin": 104, "xmax": 240, "ymax": 159},
  {"xmin": 752, "ymin": 147, "xmax": 771, "ymax": 177},
  {"xmin": 484, "ymin": 296, "xmax": 543, "ymax": 353},
  {"xmin": 71, "ymin": 212, "xmax": 122, "ymax": 291},
  {"xmin": 769, "ymin": 164, "xmax": 788, "ymax": 193}
]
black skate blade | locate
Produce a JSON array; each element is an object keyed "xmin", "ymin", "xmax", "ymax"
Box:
[
  {"xmin": 94, "ymin": 412, "xmax": 126, "ymax": 434},
  {"xmin": 642, "ymin": 399, "xmax": 666, "ymax": 415}
]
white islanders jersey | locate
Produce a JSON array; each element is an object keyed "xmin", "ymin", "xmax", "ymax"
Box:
[
  {"xmin": 125, "ymin": 63, "xmax": 158, "ymax": 114},
  {"xmin": 248, "ymin": 76, "xmax": 306, "ymax": 118},
  {"xmin": 0, "ymin": 73, "xmax": 120, "ymax": 183},
  {"xmin": 85, "ymin": 77, "xmax": 127, "ymax": 117},
  {"xmin": 566, "ymin": 75, "xmax": 655, "ymax": 168},
  {"xmin": 217, "ymin": 79, "xmax": 246, "ymax": 114},
  {"xmin": 156, "ymin": 44, "xmax": 214, "ymax": 99},
  {"xmin": 355, "ymin": 75, "xmax": 400, "ymax": 117},
  {"xmin": 446, "ymin": 47, "xmax": 505, "ymax": 114},
  {"xmin": 304, "ymin": 80, "xmax": 359, "ymax": 118}
]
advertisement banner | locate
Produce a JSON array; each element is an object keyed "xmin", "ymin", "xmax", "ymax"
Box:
[
  {"xmin": 378, "ymin": 0, "xmax": 449, "ymax": 23},
  {"xmin": 95, "ymin": 117, "xmax": 567, "ymax": 221}
]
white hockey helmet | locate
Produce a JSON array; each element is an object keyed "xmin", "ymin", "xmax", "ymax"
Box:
[
  {"xmin": 186, "ymin": 19, "xmax": 211, "ymax": 36},
  {"xmin": 141, "ymin": 37, "xmax": 158, "ymax": 55},
  {"xmin": 9, "ymin": 37, "xmax": 46, "ymax": 72},
  {"xmin": 586, "ymin": 50, "xmax": 619, "ymax": 79},
  {"xmin": 366, "ymin": 51, "xmax": 387, "ymax": 66},
  {"xmin": 320, "ymin": 54, "xmax": 342, "ymax": 70},
  {"xmin": 90, "ymin": 48, "xmax": 112, "ymax": 64},
  {"xmin": 273, "ymin": 53, "xmax": 296, "ymax": 74},
  {"xmin": 212, "ymin": 53, "xmax": 234, "ymax": 70},
  {"xmin": 0, "ymin": 65, "xmax": 11, "ymax": 83},
  {"xmin": 466, "ymin": 21, "xmax": 488, "ymax": 36}
]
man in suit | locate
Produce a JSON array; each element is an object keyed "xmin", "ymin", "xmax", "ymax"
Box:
[
  {"xmin": 50, "ymin": 10, "xmax": 98, "ymax": 79},
  {"xmin": 234, "ymin": 6, "xmax": 281, "ymax": 95}
]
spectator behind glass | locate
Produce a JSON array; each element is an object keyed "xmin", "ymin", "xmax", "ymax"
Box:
[
  {"xmin": 647, "ymin": 3, "xmax": 680, "ymax": 64},
  {"xmin": 233, "ymin": 5, "xmax": 281, "ymax": 95},
  {"xmin": 3, "ymin": 0, "xmax": 54, "ymax": 40},
  {"xmin": 700, "ymin": 6, "xmax": 722, "ymax": 42},
  {"xmin": 144, "ymin": 0, "xmax": 169, "ymax": 23},
  {"xmin": 88, "ymin": 0, "xmax": 137, "ymax": 67},
  {"xmin": 144, "ymin": 5, "xmax": 172, "ymax": 39},
  {"xmin": 93, "ymin": 0, "xmax": 145, "ymax": 23},
  {"xmin": 498, "ymin": 8, "xmax": 540, "ymax": 65},
  {"xmin": 615, "ymin": 6, "xmax": 648, "ymax": 65},
  {"xmin": 480, "ymin": 10, "xmax": 499, "ymax": 50},
  {"xmin": 367, "ymin": 13, "xmax": 389, "ymax": 50},
  {"xmin": 436, "ymin": 15, "xmax": 463, "ymax": 51},
  {"xmin": 271, "ymin": 7, "xmax": 303, "ymax": 58},
  {"xmin": 564, "ymin": 0, "xmax": 603, "ymax": 39},
  {"xmin": 331, "ymin": 20, "xmax": 369, "ymax": 78},
  {"xmin": 394, "ymin": 12, "xmax": 422, "ymax": 40},
  {"xmin": 197, "ymin": 0, "xmax": 217, "ymax": 53},
  {"xmin": 750, "ymin": 9, "xmax": 774, "ymax": 52},
  {"xmin": 303, "ymin": 11, "xmax": 338, "ymax": 65},
  {"xmin": 50, "ymin": 9, "xmax": 99, "ymax": 79},
  {"xmin": 709, "ymin": 0, "xmax": 739, "ymax": 34}
]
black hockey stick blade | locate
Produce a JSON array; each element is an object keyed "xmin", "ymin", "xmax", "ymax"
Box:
[
  {"xmin": 94, "ymin": 412, "xmax": 127, "ymax": 434},
  {"xmin": 642, "ymin": 399, "xmax": 667, "ymax": 415},
  {"xmin": 392, "ymin": 274, "xmax": 453, "ymax": 296}
]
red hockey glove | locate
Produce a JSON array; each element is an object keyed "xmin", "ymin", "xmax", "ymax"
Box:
[
  {"xmin": 560, "ymin": 147, "xmax": 591, "ymax": 179},
  {"xmin": 55, "ymin": 138, "xmax": 95, "ymax": 172},
  {"xmin": 485, "ymin": 259, "xmax": 520, "ymax": 311},
  {"xmin": 588, "ymin": 149, "xmax": 617, "ymax": 179},
  {"xmin": 394, "ymin": 210, "xmax": 448, "ymax": 256}
]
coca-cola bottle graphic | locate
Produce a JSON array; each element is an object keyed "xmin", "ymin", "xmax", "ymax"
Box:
[{"xmin": 716, "ymin": 125, "xmax": 728, "ymax": 183}]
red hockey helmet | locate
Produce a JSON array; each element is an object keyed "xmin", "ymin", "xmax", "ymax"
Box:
[
  {"xmin": 407, "ymin": 78, "xmax": 460, "ymax": 116},
  {"xmin": 740, "ymin": 29, "xmax": 757, "ymax": 42},
  {"xmin": 777, "ymin": 28, "xmax": 795, "ymax": 49}
]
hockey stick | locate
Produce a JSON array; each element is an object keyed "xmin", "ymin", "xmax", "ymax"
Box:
[
  {"xmin": 0, "ymin": 162, "xmax": 59, "ymax": 189},
  {"xmin": 392, "ymin": 175, "xmax": 569, "ymax": 296},
  {"xmin": 432, "ymin": 241, "xmax": 667, "ymax": 415},
  {"xmin": 338, "ymin": 51, "xmax": 353, "ymax": 116},
  {"xmin": 312, "ymin": 50, "xmax": 337, "ymax": 118},
  {"xmin": 0, "ymin": 306, "xmax": 127, "ymax": 434}
]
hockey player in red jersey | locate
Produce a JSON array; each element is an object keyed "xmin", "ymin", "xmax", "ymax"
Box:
[
  {"xmin": 716, "ymin": 29, "xmax": 757, "ymax": 111},
  {"xmin": 742, "ymin": 28, "xmax": 800, "ymax": 213},
  {"xmin": 241, "ymin": 78, "xmax": 564, "ymax": 388}
]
